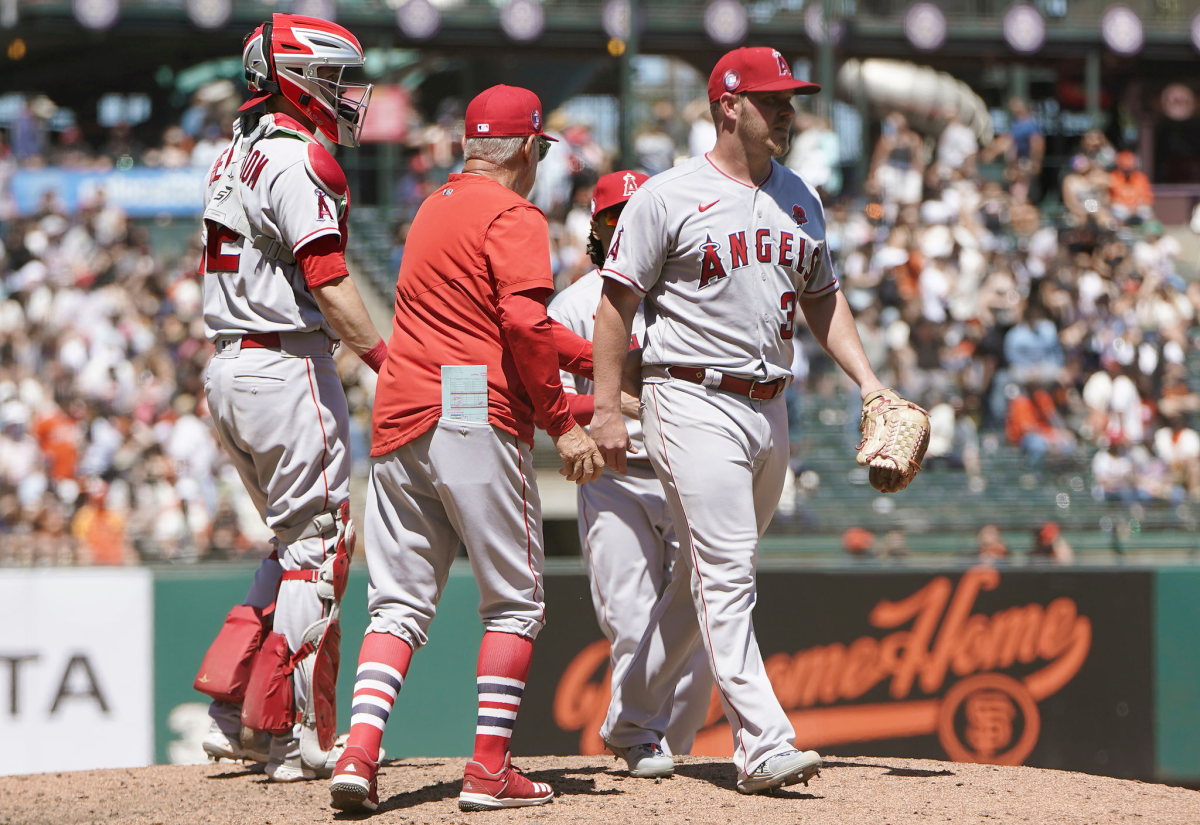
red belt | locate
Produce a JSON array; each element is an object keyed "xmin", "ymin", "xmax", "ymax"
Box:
[
  {"xmin": 667, "ymin": 366, "xmax": 786, "ymax": 401},
  {"xmin": 240, "ymin": 332, "xmax": 282, "ymax": 349}
]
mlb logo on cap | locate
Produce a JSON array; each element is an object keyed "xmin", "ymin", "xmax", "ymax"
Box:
[
  {"xmin": 465, "ymin": 85, "xmax": 558, "ymax": 142},
  {"xmin": 707, "ymin": 47, "xmax": 822, "ymax": 102}
]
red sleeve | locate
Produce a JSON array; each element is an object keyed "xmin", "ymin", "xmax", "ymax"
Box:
[
  {"xmin": 295, "ymin": 234, "xmax": 349, "ymax": 289},
  {"xmin": 484, "ymin": 207, "xmax": 555, "ymax": 297},
  {"xmin": 567, "ymin": 394, "xmax": 595, "ymax": 426},
  {"xmin": 551, "ymin": 319, "xmax": 594, "ymax": 380},
  {"xmin": 496, "ymin": 291, "xmax": 576, "ymax": 437}
]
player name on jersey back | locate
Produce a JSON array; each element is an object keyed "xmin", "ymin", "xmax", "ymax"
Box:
[{"xmin": 600, "ymin": 155, "xmax": 838, "ymax": 383}]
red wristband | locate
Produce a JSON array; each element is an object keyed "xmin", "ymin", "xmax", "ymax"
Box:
[{"xmin": 362, "ymin": 340, "xmax": 387, "ymax": 373}]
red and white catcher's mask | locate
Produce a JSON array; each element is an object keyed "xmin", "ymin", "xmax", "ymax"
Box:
[{"xmin": 241, "ymin": 14, "xmax": 372, "ymax": 147}]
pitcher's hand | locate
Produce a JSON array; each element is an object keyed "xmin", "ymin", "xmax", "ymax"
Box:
[
  {"xmin": 591, "ymin": 409, "xmax": 631, "ymax": 475},
  {"xmin": 552, "ymin": 423, "xmax": 605, "ymax": 485},
  {"xmin": 620, "ymin": 391, "xmax": 641, "ymax": 420}
]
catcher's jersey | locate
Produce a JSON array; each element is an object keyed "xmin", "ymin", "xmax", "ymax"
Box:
[
  {"xmin": 201, "ymin": 113, "xmax": 347, "ymax": 341},
  {"xmin": 547, "ymin": 270, "xmax": 647, "ymax": 455},
  {"xmin": 600, "ymin": 154, "xmax": 838, "ymax": 382}
]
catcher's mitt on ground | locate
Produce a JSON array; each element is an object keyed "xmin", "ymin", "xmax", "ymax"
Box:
[{"xmin": 856, "ymin": 388, "xmax": 930, "ymax": 493}]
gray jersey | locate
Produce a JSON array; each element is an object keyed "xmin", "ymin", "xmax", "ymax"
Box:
[
  {"xmin": 600, "ymin": 154, "xmax": 837, "ymax": 382},
  {"xmin": 201, "ymin": 113, "xmax": 347, "ymax": 341},
  {"xmin": 547, "ymin": 270, "xmax": 647, "ymax": 455}
]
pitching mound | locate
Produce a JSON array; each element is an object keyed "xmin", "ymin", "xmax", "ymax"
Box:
[{"xmin": 2, "ymin": 755, "xmax": 1197, "ymax": 825}]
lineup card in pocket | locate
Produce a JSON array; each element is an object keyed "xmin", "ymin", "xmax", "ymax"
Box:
[{"xmin": 441, "ymin": 365, "xmax": 488, "ymax": 423}]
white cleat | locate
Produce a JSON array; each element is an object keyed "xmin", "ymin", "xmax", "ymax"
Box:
[
  {"xmin": 737, "ymin": 749, "xmax": 822, "ymax": 794},
  {"xmin": 607, "ymin": 741, "xmax": 675, "ymax": 778},
  {"xmin": 202, "ymin": 722, "xmax": 269, "ymax": 764},
  {"xmin": 267, "ymin": 741, "xmax": 343, "ymax": 782}
]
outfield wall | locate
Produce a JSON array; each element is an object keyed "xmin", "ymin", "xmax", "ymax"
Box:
[{"xmin": 2, "ymin": 562, "xmax": 1198, "ymax": 783}]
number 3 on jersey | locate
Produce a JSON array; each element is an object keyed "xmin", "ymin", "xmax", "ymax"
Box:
[{"xmin": 780, "ymin": 291, "xmax": 796, "ymax": 340}]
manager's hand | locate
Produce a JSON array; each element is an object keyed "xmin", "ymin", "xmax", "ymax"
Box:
[{"xmin": 552, "ymin": 423, "xmax": 605, "ymax": 485}]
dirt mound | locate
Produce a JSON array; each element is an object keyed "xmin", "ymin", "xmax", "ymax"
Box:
[{"xmin": 2, "ymin": 755, "xmax": 1197, "ymax": 825}]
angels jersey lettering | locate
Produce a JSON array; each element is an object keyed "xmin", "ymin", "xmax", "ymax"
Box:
[
  {"xmin": 600, "ymin": 154, "xmax": 837, "ymax": 382},
  {"xmin": 201, "ymin": 113, "xmax": 348, "ymax": 341}
]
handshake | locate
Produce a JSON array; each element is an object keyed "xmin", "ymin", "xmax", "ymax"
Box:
[{"xmin": 554, "ymin": 348, "xmax": 643, "ymax": 485}]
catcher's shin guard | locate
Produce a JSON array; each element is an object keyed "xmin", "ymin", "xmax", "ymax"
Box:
[{"xmin": 285, "ymin": 502, "xmax": 355, "ymax": 772}]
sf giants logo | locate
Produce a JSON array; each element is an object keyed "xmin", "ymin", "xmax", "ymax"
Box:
[{"xmin": 315, "ymin": 189, "xmax": 334, "ymax": 222}]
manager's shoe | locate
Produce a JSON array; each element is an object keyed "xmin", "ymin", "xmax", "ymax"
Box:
[
  {"xmin": 736, "ymin": 749, "xmax": 822, "ymax": 794},
  {"xmin": 458, "ymin": 754, "xmax": 554, "ymax": 811},
  {"xmin": 329, "ymin": 746, "xmax": 379, "ymax": 812}
]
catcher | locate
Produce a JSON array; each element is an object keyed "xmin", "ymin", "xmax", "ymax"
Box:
[{"xmin": 589, "ymin": 46, "xmax": 928, "ymax": 794}]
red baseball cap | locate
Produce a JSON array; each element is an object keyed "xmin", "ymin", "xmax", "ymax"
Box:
[
  {"xmin": 591, "ymin": 170, "xmax": 649, "ymax": 217},
  {"xmin": 465, "ymin": 85, "xmax": 558, "ymax": 142},
  {"xmin": 707, "ymin": 47, "xmax": 821, "ymax": 103}
]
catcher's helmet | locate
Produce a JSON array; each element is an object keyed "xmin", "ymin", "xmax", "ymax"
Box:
[{"xmin": 240, "ymin": 14, "xmax": 372, "ymax": 147}]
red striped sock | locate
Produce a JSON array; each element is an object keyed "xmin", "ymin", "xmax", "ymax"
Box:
[
  {"xmin": 345, "ymin": 632, "xmax": 413, "ymax": 764},
  {"xmin": 473, "ymin": 631, "xmax": 533, "ymax": 774}
]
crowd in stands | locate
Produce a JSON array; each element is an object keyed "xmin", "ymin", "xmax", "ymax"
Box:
[
  {"xmin": 2, "ymin": 82, "xmax": 1199, "ymax": 565},
  {"xmin": 0, "ymin": 104, "xmax": 379, "ymax": 566}
]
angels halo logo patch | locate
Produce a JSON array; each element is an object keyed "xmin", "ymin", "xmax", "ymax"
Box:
[
  {"xmin": 723, "ymin": 70, "xmax": 741, "ymax": 92},
  {"xmin": 531, "ymin": 109, "xmax": 541, "ymax": 130}
]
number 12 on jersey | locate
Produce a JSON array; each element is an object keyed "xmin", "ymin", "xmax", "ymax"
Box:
[{"xmin": 780, "ymin": 291, "xmax": 796, "ymax": 340}]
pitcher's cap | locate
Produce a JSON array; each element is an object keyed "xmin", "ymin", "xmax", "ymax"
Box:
[{"xmin": 708, "ymin": 47, "xmax": 821, "ymax": 103}]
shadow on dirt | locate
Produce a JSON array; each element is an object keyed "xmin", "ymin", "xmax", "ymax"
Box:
[
  {"xmin": 334, "ymin": 765, "xmax": 619, "ymax": 818},
  {"xmin": 672, "ymin": 762, "xmax": 821, "ymax": 797},
  {"xmin": 205, "ymin": 765, "xmax": 265, "ymax": 780},
  {"xmin": 822, "ymin": 760, "xmax": 955, "ymax": 778}
]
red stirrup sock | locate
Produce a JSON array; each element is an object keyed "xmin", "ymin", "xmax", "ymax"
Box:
[
  {"xmin": 345, "ymin": 632, "xmax": 413, "ymax": 764},
  {"xmin": 473, "ymin": 631, "xmax": 534, "ymax": 774}
]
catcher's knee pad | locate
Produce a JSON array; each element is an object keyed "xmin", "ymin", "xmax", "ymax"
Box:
[{"xmin": 194, "ymin": 604, "xmax": 274, "ymax": 704}]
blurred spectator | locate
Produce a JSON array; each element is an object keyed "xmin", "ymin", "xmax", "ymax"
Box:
[
  {"xmin": 71, "ymin": 478, "xmax": 130, "ymax": 565},
  {"xmin": 869, "ymin": 112, "xmax": 925, "ymax": 221},
  {"xmin": 1031, "ymin": 522, "xmax": 1074, "ymax": 564},
  {"xmin": 924, "ymin": 396, "xmax": 982, "ymax": 482},
  {"xmin": 934, "ymin": 107, "xmax": 978, "ymax": 181},
  {"xmin": 786, "ymin": 112, "xmax": 841, "ymax": 196},
  {"xmin": 1080, "ymin": 129, "xmax": 1116, "ymax": 172},
  {"xmin": 1110, "ymin": 151, "xmax": 1154, "ymax": 226},
  {"xmin": 684, "ymin": 98, "xmax": 716, "ymax": 158},
  {"xmin": 976, "ymin": 524, "xmax": 1008, "ymax": 560},
  {"xmin": 984, "ymin": 97, "xmax": 1044, "ymax": 202},
  {"xmin": 1091, "ymin": 441, "xmax": 1140, "ymax": 502},
  {"xmin": 1153, "ymin": 415, "xmax": 1200, "ymax": 503},
  {"xmin": 1004, "ymin": 301, "xmax": 1064, "ymax": 387},
  {"xmin": 1006, "ymin": 387, "xmax": 1076, "ymax": 466},
  {"xmin": 1062, "ymin": 154, "xmax": 1115, "ymax": 232}
]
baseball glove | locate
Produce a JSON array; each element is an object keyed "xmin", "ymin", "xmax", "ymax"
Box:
[{"xmin": 855, "ymin": 388, "xmax": 930, "ymax": 494}]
